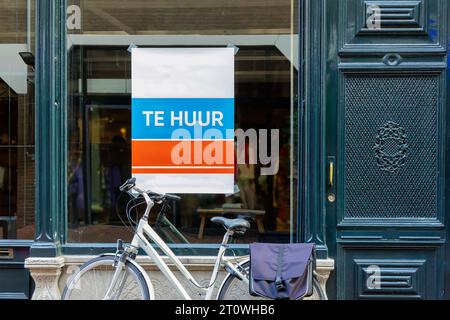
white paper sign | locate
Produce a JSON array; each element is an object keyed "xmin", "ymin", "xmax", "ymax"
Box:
[{"xmin": 132, "ymin": 48, "xmax": 235, "ymax": 194}]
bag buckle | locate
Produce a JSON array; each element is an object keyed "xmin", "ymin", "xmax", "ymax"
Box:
[{"xmin": 275, "ymin": 278, "xmax": 285, "ymax": 292}]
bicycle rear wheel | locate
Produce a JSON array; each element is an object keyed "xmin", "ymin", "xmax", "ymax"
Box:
[
  {"xmin": 218, "ymin": 261, "xmax": 326, "ymax": 300},
  {"xmin": 308, "ymin": 276, "xmax": 327, "ymax": 300},
  {"xmin": 62, "ymin": 256, "xmax": 151, "ymax": 300},
  {"xmin": 218, "ymin": 261, "xmax": 266, "ymax": 300}
]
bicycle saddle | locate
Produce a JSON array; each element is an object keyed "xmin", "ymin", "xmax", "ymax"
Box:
[{"xmin": 211, "ymin": 217, "xmax": 251, "ymax": 231}]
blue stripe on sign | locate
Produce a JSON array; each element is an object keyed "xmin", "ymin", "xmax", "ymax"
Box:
[{"xmin": 132, "ymin": 98, "xmax": 235, "ymax": 140}]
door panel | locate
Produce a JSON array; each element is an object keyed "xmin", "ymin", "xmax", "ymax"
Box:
[
  {"xmin": 338, "ymin": 245, "xmax": 442, "ymax": 299},
  {"xmin": 339, "ymin": 0, "xmax": 446, "ymax": 52},
  {"xmin": 340, "ymin": 72, "xmax": 442, "ymax": 223},
  {"xmin": 324, "ymin": 0, "xmax": 449, "ymax": 299}
]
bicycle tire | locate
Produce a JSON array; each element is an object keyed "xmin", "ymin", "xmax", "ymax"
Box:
[
  {"xmin": 218, "ymin": 261, "xmax": 327, "ymax": 300},
  {"xmin": 218, "ymin": 261, "xmax": 265, "ymax": 300},
  {"xmin": 61, "ymin": 256, "xmax": 151, "ymax": 300}
]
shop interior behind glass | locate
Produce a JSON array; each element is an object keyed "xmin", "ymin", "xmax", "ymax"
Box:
[{"xmin": 66, "ymin": 0, "xmax": 298, "ymax": 245}]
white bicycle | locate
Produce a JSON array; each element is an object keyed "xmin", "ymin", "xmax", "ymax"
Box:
[{"xmin": 62, "ymin": 178, "xmax": 325, "ymax": 300}]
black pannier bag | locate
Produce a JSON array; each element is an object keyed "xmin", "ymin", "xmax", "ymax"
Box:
[{"xmin": 249, "ymin": 243, "xmax": 315, "ymax": 300}]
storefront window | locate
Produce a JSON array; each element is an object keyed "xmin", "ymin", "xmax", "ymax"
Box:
[
  {"xmin": 0, "ymin": 0, "xmax": 35, "ymax": 240},
  {"xmin": 67, "ymin": 0, "xmax": 299, "ymax": 244}
]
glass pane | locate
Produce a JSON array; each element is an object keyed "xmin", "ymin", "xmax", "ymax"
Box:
[
  {"xmin": 0, "ymin": 146, "xmax": 35, "ymax": 241},
  {"xmin": 67, "ymin": 0, "xmax": 298, "ymax": 244},
  {"xmin": 0, "ymin": 0, "xmax": 35, "ymax": 241}
]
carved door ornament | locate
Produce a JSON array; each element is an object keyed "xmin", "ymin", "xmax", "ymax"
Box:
[{"xmin": 374, "ymin": 121, "xmax": 408, "ymax": 173}]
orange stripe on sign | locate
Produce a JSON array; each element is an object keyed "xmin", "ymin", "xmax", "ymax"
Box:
[
  {"xmin": 132, "ymin": 168, "xmax": 235, "ymax": 174},
  {"xmin": 132, "ymin": 140, "xmax": 235, "ymax": 167}
]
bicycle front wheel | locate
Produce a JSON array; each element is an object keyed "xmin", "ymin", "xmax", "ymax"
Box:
[{"xmin": 62, "ymin": 256, "xmax": 151, "ymax": 300}]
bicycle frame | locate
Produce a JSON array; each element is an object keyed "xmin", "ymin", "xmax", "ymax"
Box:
[{"xmin": 105, "ymin": 192, "xmax": 249, "ymax": 300}]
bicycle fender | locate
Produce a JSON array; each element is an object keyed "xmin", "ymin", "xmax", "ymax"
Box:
[{"xmin": 100, "ymin": 253, "xmax": 155, "ymax": 300}]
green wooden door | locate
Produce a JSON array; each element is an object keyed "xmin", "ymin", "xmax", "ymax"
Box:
[{"xmin": 321, "ymin": 0, "xmax": 450, "ymax": 299}]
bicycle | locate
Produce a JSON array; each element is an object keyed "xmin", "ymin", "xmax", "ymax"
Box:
[{"xmin": 62, "ymin": 178, "xmax": 326, "ymax": 300}]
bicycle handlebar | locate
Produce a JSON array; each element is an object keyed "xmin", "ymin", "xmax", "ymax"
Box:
[
  {"xmin": 145, "ymin": 191, "xmax": 181, "ymax": 202},
  {"xmin": 119, "ymin": 177, "xmax": 137, "ymax": 192},
  {"xmin": 119, "ymin": 178, "xmax": 181, "ymax": 202},
  {"xmin": 162, "ymin": 193, "xmax": 182, "ymax": 202}
]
